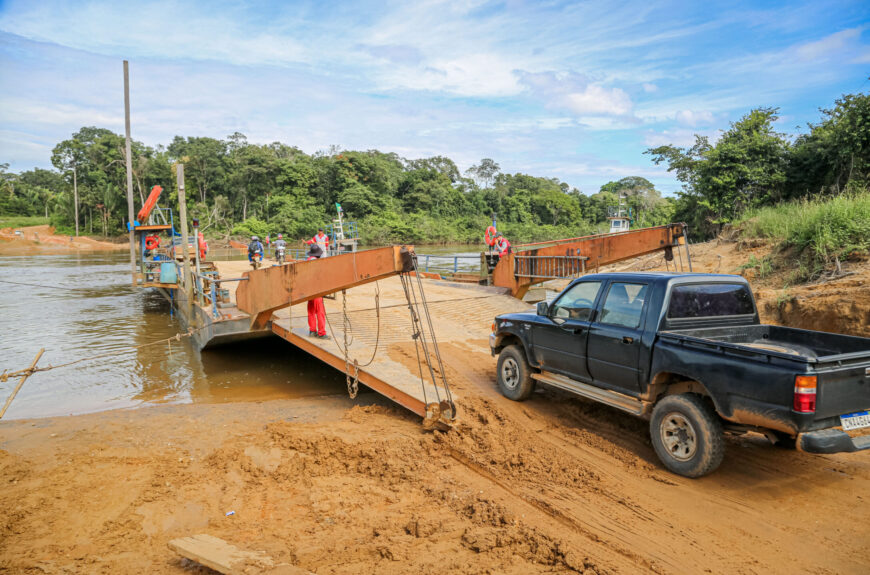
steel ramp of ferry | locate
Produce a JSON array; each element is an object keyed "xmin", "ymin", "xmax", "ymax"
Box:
[{"xmin": 267, "ymin": 277, "xmax": 530, "ymax": 425}]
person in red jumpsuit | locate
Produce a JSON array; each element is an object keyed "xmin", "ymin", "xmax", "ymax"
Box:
[
  {"xmin": 495, "ymin": 233, "xmax": 511, "ymax": 257},
  {"xmin": 198, "ymin": 231, "xmax": 208, "ymax": 260},
  {"xmin": 306, "ymin": 243, "xmax": 328, "ymax": 338}
]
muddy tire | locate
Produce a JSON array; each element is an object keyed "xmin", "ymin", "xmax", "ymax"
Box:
[
  {"xmin": 496, "ymin": 345, "xmax": 535, "ymax": 401},
  {"xmin": 650, "ymin": 394, "xmax": 724, "ymax": 478}
]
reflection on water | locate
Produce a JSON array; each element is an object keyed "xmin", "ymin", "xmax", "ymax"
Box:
[{"xmin": 0, "ymin": 252, "xmax": 346, "ymax": 420}]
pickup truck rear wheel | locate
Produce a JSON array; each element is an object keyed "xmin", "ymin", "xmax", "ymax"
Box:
[
  {"xmin": 650, "ymin": 394, "xmax": 725, "ymax": 478},
  {"xmin": 497, "ymin": 345, "xmax": 535, "ymax": 401}
]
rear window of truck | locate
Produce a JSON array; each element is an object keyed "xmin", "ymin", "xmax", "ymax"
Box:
[{"xmin": 667, "ymin": 284, "xmax": 755, "ymax": 318}]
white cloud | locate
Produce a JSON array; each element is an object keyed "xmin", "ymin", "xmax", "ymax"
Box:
[
  {"xmin": 642, "ymin": 83, "xmax": 658, "ymax": 93},
  {"xmin": 0, "ymin": 129, "xmax": 54, "ymax": 167},
  {"xmin": 636, "ymin": 91, "xmax": 746, "ymax": 124},
  {"xmin": 0, "ymin": 98, "xmax": 123, "ymax": 129},
  {"xmin": 675, "ymin": 110, "xmax": 714, "ymax": 127},
  {"xmin": 643, "ymin": 128, "xmax": 721, "ymax": 148},
  {"xmin": 565, "ymin": 85, "xmax": 633, "ymax": 116},
  {"xmin": 796, "ymin": 28, "xmax": 862, "ymax": 61},
  {"xmin": 518, "ymin": 71, "xmax": 635, "ymax": 120},
  {"xmin": 574, "ymin": 116, "xmax": 640, "ymax": 131},
  {"xmin": 377, "ymin": 53, "xmax": 523, "ymax": 97},
  {"xmin": 534, "ymin": 159, "xmax": 668, "ymax": 181},
  {"xmin": 0, "ymin": 1, "xmax": 310, "ymax": 67}
]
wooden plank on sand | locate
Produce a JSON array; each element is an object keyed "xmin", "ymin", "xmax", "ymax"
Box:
[{"xmin": 168, "ymin": 534, "xmax": 309, "ymax": 574}]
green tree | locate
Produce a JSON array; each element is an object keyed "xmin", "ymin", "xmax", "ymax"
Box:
[
  {"xmin": 168, "ymin": 136, "xmax": 227, "ymax": 204},
  {"xmin": 647, "ymin": 108, "xmax": 789, "ymax": 236},
  {"xmin": 788, "ymin": 91, "xmax": 870, "ymax": 196},
  {"xmin": 466, "ymin": 158, "xmax": 500, "ymax": 189}
]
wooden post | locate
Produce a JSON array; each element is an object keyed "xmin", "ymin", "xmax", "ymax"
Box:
[
  {"xmin": 0, "ymin": 349, "xmax": 44, "ymax": 420},
  {"xmin": 73, "ymin": 165, "xmax": 79, "ymax": 236},
  {"xmin": 123, "ymin": 60, "xmax": 136, "ymax": 285},
  {"xmin": 177, "ymin": 164, "xmax": 194, "ymax": 324}
]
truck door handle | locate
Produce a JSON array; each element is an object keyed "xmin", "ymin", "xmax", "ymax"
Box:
[
  {"xmin": 572, "ymin": 328, "xmax": 585, "ymax": 334},
  {"xmin": 622, "ymin": 336, "xmax": 634, "ymax": 344}
]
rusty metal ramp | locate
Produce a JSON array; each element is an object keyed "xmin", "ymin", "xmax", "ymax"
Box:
[{"xmin": 269, "ymin": 276, "xmax": 530, "ymax": 425}]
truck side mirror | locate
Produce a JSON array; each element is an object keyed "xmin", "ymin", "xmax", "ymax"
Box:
[{"xmin": 536, "ymin": 301, "xmax": 549, "ymax": 316}]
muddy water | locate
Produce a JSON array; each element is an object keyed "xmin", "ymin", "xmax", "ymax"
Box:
[{"xmin": 0, "ymin": 252, "xmax": 347, "ymax": 420}]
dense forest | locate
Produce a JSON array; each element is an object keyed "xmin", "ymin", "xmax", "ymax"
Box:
[{"xmin": 1, "ymin": 90, "xmax": 867, "ymax": 245}]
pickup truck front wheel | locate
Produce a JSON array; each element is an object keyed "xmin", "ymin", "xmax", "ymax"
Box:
[
  {"xmin": 650, "ymin": 394, "xmax": 725, "ymax": 478},
  {"xmin": 496, "ymin": 345, "xmax": 535, "ymax": 401}
]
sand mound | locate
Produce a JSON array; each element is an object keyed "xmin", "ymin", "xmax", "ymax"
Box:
[{"xmin": 0, "ymin": 225, "xmax": 126, "ymax": 254}]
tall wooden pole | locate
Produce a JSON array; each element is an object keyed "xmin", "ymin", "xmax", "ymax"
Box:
[
  {"xmin": 177, "ymin": 164, "xmax": 194, "ymax": 323},
  {"xmin": 124, "ymin": 60, "xmax": 136, "ymax": 285},
  {"xmin": 73, "ymin": 165, "xmax": 79, "ymax": 236}
]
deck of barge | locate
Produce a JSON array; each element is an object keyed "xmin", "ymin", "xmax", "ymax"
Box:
[{"xmin": 171, "ymin": 259, "xmax": 530, "ymax": 419}]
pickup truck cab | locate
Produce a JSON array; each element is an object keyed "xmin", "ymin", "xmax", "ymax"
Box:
[{"xmin": 490, "ymin": 272, "xmax": 870, "ymax": 477}]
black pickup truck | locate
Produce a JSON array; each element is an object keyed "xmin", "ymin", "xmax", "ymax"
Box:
[{"xmin": 490, "ymin": 272, "xmax": 870, "ymax": 477}]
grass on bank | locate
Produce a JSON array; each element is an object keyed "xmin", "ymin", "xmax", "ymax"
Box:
[
  {"xmin": 737, "ymin": 191, "xmax": 870, "ymax": 280},
  {"xmin": 0, "ymin": 216, "xmax": 50, "ymax": 229}
]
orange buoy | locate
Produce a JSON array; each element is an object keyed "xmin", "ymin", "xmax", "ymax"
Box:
[
  {"xmin": 485, "ymin": 225, "xmax": 497, "ymax": 246},
  {"xmin": 145, "ymin": 235, "xmax": 160, "ymax": 250}
]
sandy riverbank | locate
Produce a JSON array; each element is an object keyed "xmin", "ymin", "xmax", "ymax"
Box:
[
  {"xmin": 2, "ymin": 344, "xmax": 869, "ymax": 573},
  {"xmin": 0, "ymin": 225, "xmax": 127, "ymax": 255},
  {"xmin": 1, "ymin": 239, "xmax": 869, "ymax": 574}
]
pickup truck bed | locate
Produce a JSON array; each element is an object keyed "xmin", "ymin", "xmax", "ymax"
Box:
[
  {"xmin": 659, "ymin": 325, "xmax": 870, "ymax": 426},
  {"xmin": 661, "ymin": 324, "xmax": 870, "ymax": 359}
]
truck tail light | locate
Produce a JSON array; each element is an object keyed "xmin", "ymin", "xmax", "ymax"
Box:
[
  {"xmin": 492, "ymin": 322, "xmax": 496, "ymax": 333},
  {"xmin": 793, "ymin": 375, "xmax": 817, "ymax": 413}
]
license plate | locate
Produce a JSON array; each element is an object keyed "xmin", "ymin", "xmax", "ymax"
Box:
[{"xmin": 840, "ymin": 410, "xmax": 870, "ymax": 431}]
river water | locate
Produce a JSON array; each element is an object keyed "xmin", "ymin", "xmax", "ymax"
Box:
[
  {"xmin": 0, "ymin": 251, "xmax": 350, "ymax": 420},
  {"xmin": 0, "ymin": 245, "xmax": 484, "ymax": 420}
]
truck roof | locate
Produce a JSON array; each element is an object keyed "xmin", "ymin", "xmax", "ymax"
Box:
[{"xmin": 573, "ymin": 272, "xmax": 750, "ymax": 285}]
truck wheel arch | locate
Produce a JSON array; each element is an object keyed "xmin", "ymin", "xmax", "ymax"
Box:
[
  {"xmin": 649, "ymin": 372, "xmax": 723, "ymax": 413},
  {"xmin": 493, "ymin": 334, "xmax": 534, "ymax": 364}
]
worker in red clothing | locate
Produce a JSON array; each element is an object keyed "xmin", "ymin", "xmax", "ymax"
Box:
[
  {"xmin": 198, "ymin": 231, "xmax": 208, "ymax": 260},
  {"xmin": 307, "ymin": 228, "xmax": 330, "ymax": 256},
  {"xmin": 306, "ymin": 243, "xmax": 328, "ymax": 338},
  {"xmin": 495, "ymin": 232, "xmax": 511, "ymax": 258}
]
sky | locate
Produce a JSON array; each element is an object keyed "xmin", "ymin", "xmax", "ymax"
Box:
[{"xmin": 0, "ymin": 0, "xmax": 868, "ymax": 196}]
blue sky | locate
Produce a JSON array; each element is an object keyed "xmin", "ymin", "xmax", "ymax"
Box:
[{"xmin": 1, "ymin": 0, "xmax": 868, "ymax": 195}]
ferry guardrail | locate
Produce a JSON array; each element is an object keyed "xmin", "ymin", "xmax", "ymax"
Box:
[
  {"xmin": 208, "ymin": 247, "xmax": 309, "ymax": 261},
  {"xmin": 194, "ymin": 272, "xmax": 249, "ymax": 319},
  {"xmin": 415, "ymin": 254, "xmax": 481, "ymax": 275},
  {"xmin": 513, "ymin": 254, "xmax": 589, "ymax": 279}
]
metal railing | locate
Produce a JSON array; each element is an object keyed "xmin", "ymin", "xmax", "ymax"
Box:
[
  {"xmin": 327, "ymin": 220, "xmax": 359, "ymax": 243},
  {"xmin": 415, "ymin": 254, "xmax": 482, "ymax": 275},
  {"xmin": 195, "ymin": 272, "xmax": 248, "ymax": 319},
  {"xmin": 513, "ymin": 255, "xmax": 589, "ymax": 279},
  {"xmin": 207, "ymin": 246, "xmax": 308, "ymax": 261}
]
